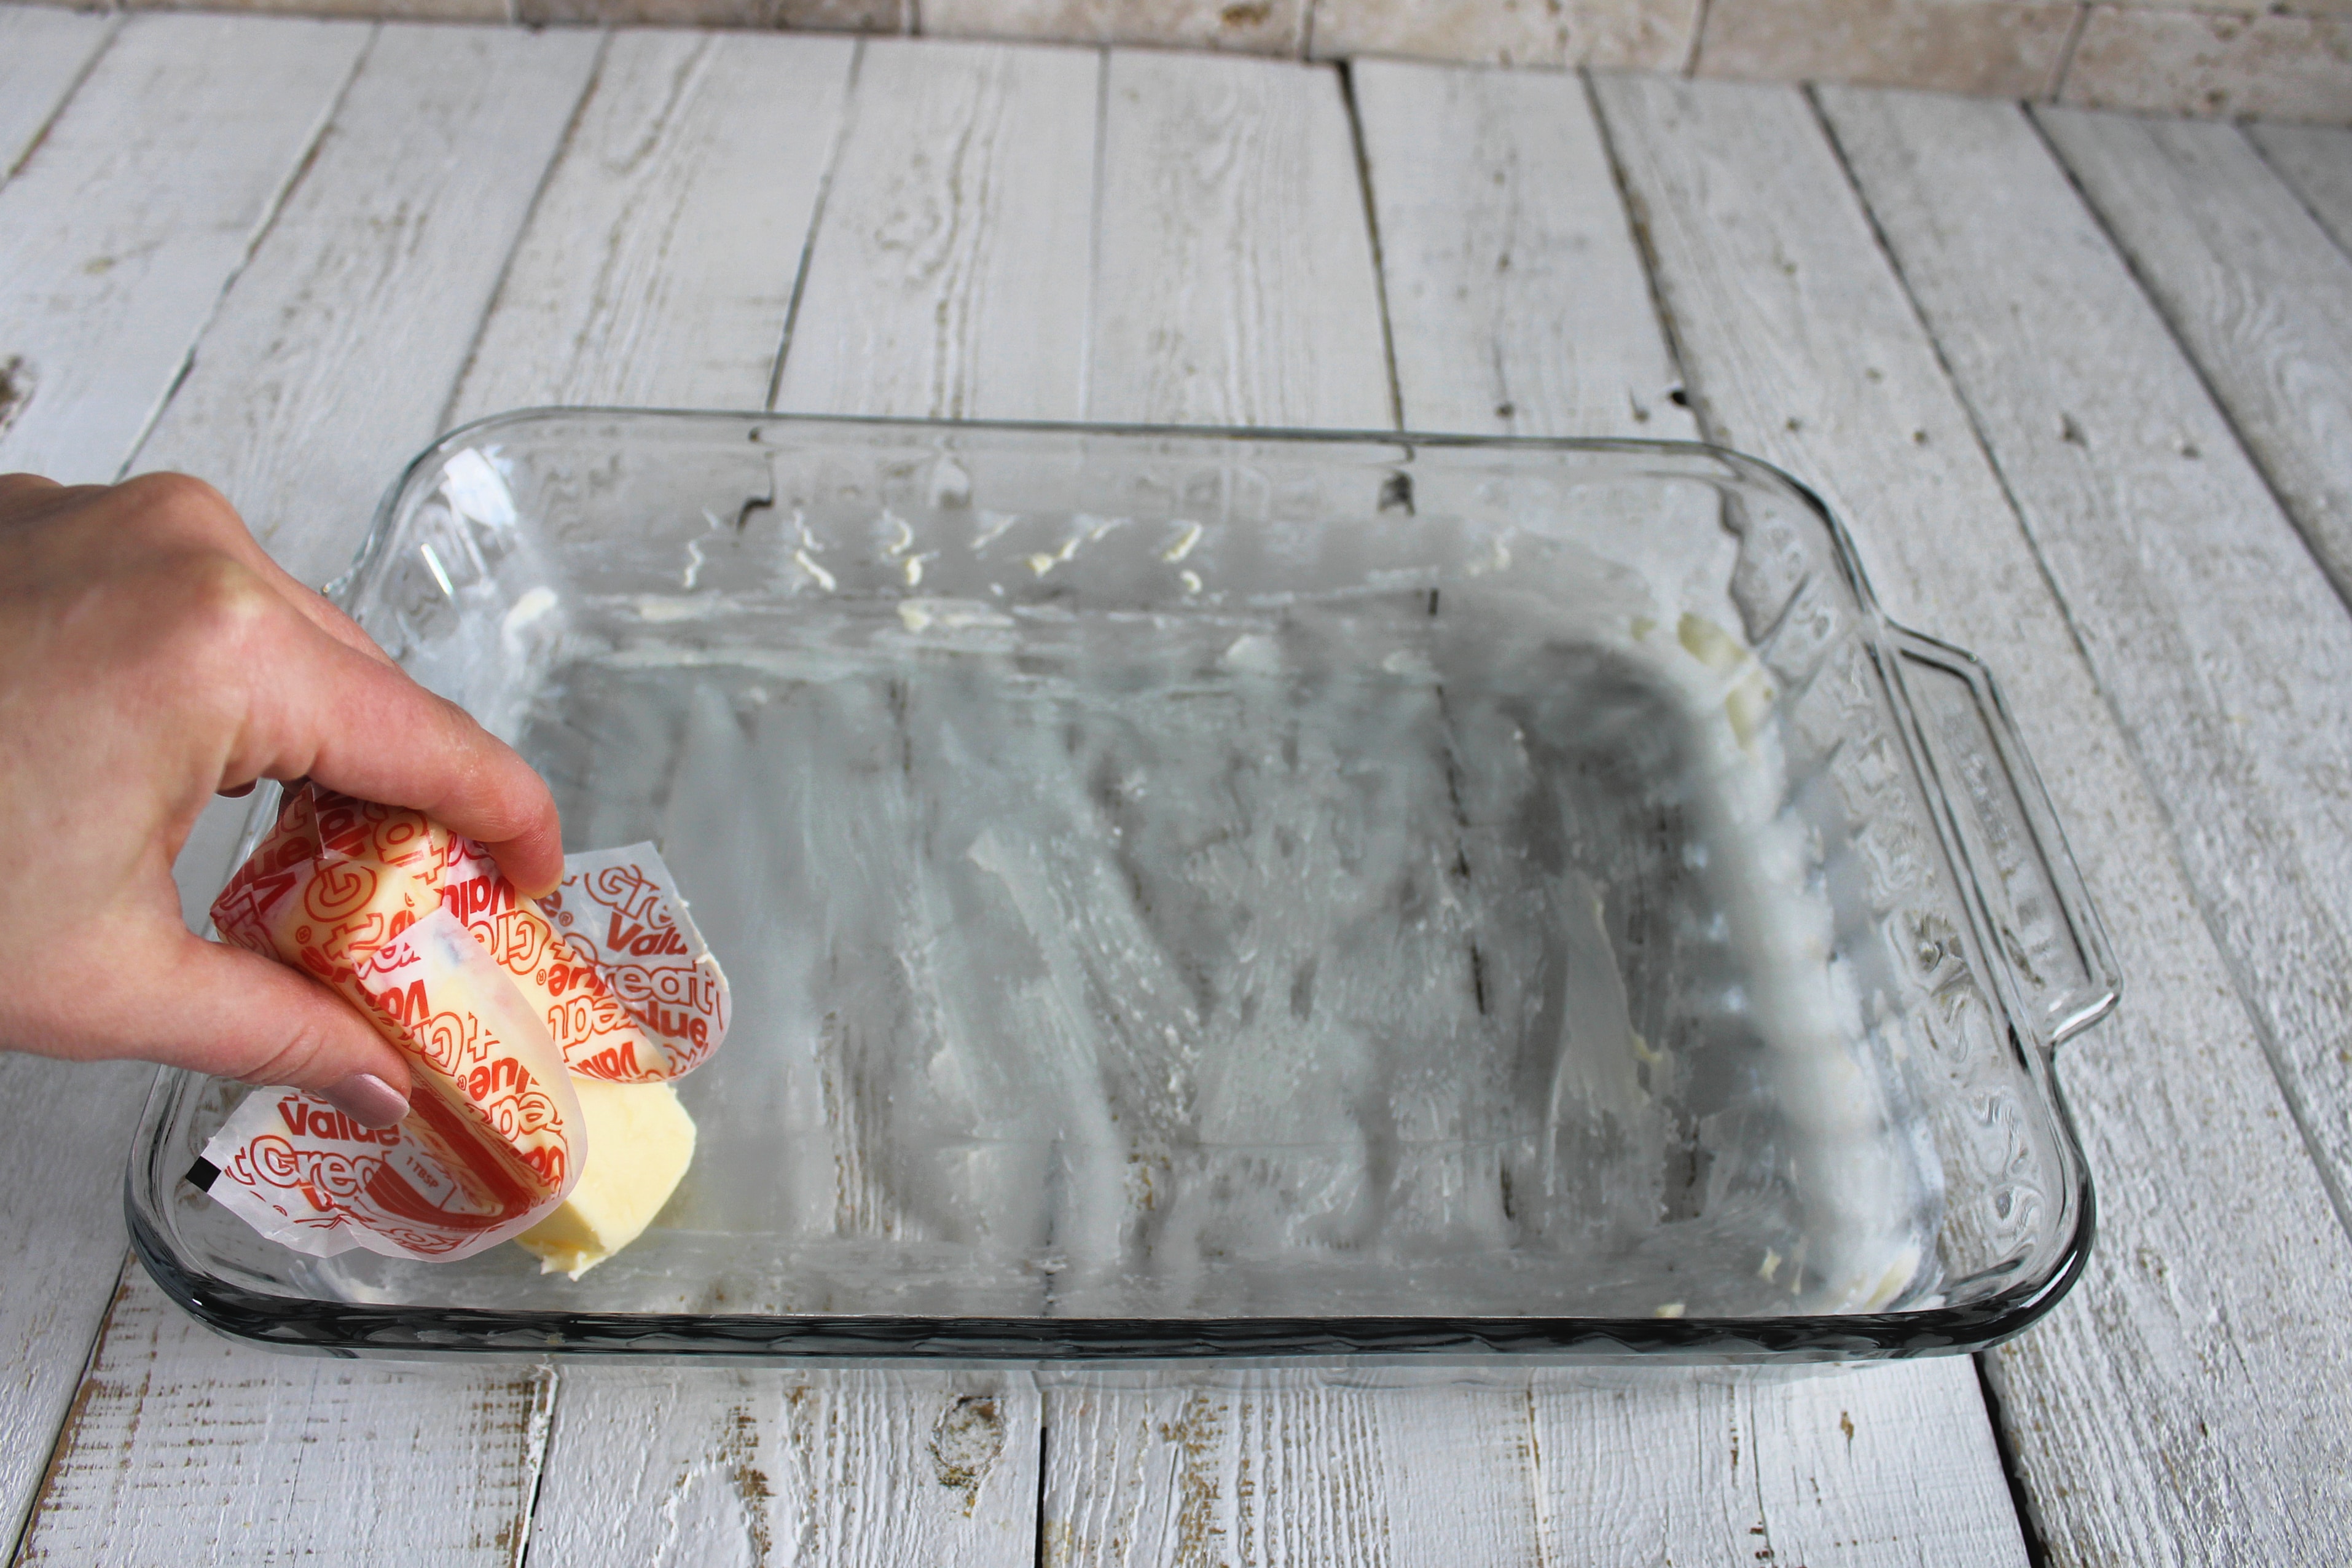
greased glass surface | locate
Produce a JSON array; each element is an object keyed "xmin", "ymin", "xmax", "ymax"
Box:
[{"xmin": 128, "ymin": 414, "xmax": 2114, "ymax": 1360}]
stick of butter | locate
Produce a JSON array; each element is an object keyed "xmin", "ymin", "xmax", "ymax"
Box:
[
  {"xmin": 199, "ymin": 784, "xmax": 730, "ymax": 1267},
  {"xmin": 514, "ymin": 1076, "xmax": 697, "ymax": 1279}
]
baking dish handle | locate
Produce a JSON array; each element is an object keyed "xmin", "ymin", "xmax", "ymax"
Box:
[{"xmin": 1890, "ymin": 626, "xmax": 2120, "ymax": 1049}]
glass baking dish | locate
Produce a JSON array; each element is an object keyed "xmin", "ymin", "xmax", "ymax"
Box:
[{"xmin": 128, "ymin": 411, "xmax": 2117, "ymax": 1363}]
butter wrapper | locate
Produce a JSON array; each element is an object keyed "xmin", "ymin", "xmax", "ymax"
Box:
[{"xmin": 197, "ymin": 785, "xmax": 729, "ymax": 1262}]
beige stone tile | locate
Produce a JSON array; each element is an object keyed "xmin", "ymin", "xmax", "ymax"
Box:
[
  {"xmin": 920, "ymin": 0, "xmax": 1307, "ymax": 53},
  {"xmin": 2063, "ymin": 6, "xmax": 2352, "ymax": 121},
  {"xmin": 125, "ymin": 0, "xmax": 509, "ymax": 19},
  {"xmin": 1694, "ymin": 0, "xmax": 2077, "ymax": 96},
  {"xmin": 1306, "ymin": 0, "xmax": 1699, "ymax": 71},
  {"xmin": 2095, "ymin": 0, "xmax": 2352, "ymax": 25},
  {"xmin": 514, "ymin": 0, "xmax": 903, "ymax": 25}
]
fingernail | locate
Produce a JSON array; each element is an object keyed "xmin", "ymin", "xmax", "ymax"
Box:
[{"xmin": 318, "ymin": 1073, "xmax": 410, "ymax": 1129}]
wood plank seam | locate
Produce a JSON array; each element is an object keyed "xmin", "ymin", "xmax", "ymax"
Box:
[
  {"xmin": 1805, "ymin": 82, "xmax": 2352, "ymax": 1260},
  {"xmin": 1030, "ymin": 1401, "xmax": 1048, "ymax": 1567},
  {"xmin": 2247, "ymin": 125, "xmax": 2352, "ymax": 262},
  {"xmin": 764, "ymin": 35, "xmax": 871, "ymax": 411},
  {"xmin": 1970, "ymin": 1342, "xmax": 2055, "ymax": 1566},
  {"xmin": 2026, "ymin": 103, "xmax": 2352, "ymax": 624},
  {"xmin": 437, "ymin": 28, "xmax": 617, "ymax": 435},
  {"xmin": 1793, "ymin": 83, "xmax": 2115, "ymax": 723},
  {"xmin": 2244, "ymin": 129, "xmax": 2352, "ymax": 265},
  {"xmin": 4, "ymin": 1258, "xmax": 129, "ymax": 1567},
  {"xmin": 1586, "ymin": 71, "xmax": 2042, "ymax": 1558},
  {"xmin": 0, "ymin": 14, "xmax": 119, "ymax": 190},
  {"xmin": 509, "ymin": 1362, "xmax": 559, "ymax": 1568},
  {"xmin": 1578, "ymin": 67, "xmax": 1696, "ymax": 409},
  {"xmin": 1332, "ymin": 61, "xmax": 1406, "ymax": 431},
  {"xmin": 1079, "ymin": 44, "xmax": 1110, "ymax": 418},
  {"xmin": 1993, "ymin": 103, "xmax": 2352, "ymax": 1249},
  {"xmin": 106, "ymin": 25, "xmax": 380, "ymax": 488}
]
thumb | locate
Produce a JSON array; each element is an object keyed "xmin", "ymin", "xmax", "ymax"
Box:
[{"xmin": 143, "ymin": 933, "xmax": 415, "ymax": 1126}]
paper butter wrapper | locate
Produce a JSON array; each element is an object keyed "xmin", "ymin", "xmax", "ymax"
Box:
[{"xmin": 198, "ymin": 785, "xmax": 729, "ymax": 1263}]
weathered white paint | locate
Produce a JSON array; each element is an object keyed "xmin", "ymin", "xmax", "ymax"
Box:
[
  {"xmin": 454, "ymin": 34, "xmax": 1043, "ymax": 1564},
  {"xmin": 149, "ymin": 20, "xmax": 604, "ymax": 922},
  {"xmin": 125, "ymin": 22, "xmax": 605, "ymax": 589},
  {"xmin": 15, "ymin": 1271, "xmax": 555, "ymax": 1567},
  {"xmin": 1043, "ymin": 1373, "xmax": 1546, "ymax": 1565},
  {"xmin": 1362, "ymin": 55, "xmax": 2028, "ymax": 1560},
  {"xmin": 2248, "ymin": 121, "xmax": 2352, "ymax": 259},
  {"xmin": 0, "ymin": 12, "xmax": 369, "ymax": 1556},
  {"xmin": 22, "ymin": 23, "xmax": 607, "ymax": 1566},
  {"xmin": 7, "ymin": 20, "xmax": 2348, "ymax": 1563},
  {"xmin": 1526, "ymin": 1362, "xmax": 2021, "ymax": 1566},
  {"xmin": 1821, "ymin": 93, "xmax": 2352, "ymax": 1565},
  {"xmin": 1352, "ymin": 58, "xmax": 1695, "ymax": 442},
  {"xmin": 1593, "ymin": 70, "xmax": 2352, "ymax": 1562},
  {"xmin": 2037, "ymin": 107, "xmax": 2352, "ymax": 608},
  {"xmin": 0, "ymin": 13, "xmax": 369, "ymax": 485},
  {"xmin": 450, "ymin": 28, "xmax": 857, "ymax": 424},
  {"xmin": 530, "ymin": 1369, "xmax": 1042, "ymax": 1566},
  {"xmin": 773, "ymin": 38, "xmax": 1101, "ymax": 422},
  {"xmin": 0, "ymin": 6, "xmax": 115, "ymax": 186},
  {"xmin": 0, "ymin": 1057, "xmax": 152, "ymax": 1554},
  {"xmin": 1086, "ymin": 49, "xmax": 1391, "ymax": 429}
]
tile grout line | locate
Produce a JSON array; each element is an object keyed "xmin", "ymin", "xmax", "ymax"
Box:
[
  {"xmin": 2047, "ymin": 1, "xmax": 2092, "ymax": 106},
  {"xmin": 1813, "ymin": 82, "xmax": 2352, "ymax": 1258}
]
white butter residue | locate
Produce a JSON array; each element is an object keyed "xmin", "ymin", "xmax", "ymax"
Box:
[
  {"xmin": 502, "ymin": 586, "xmax": 559, "ymax": 637},
  {"xmin": 1218, "ymin": 633, "xmax": 1282, "ymax": 675},
  {"xmin": 794, "ymin": 549, "xmax": 837, "ymax": 592},
  {"xmin": 898, "ymin": 597, "xmax": 1016, "ymax": 633},
  {"xmin": 635, "ymin": 595, "xmax": 706, "ymax": 623}
]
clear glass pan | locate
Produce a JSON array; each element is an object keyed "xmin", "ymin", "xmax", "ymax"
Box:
[{"xmin": 128, "ymin": 412, "xmax": 2117, "ymax": 1363}]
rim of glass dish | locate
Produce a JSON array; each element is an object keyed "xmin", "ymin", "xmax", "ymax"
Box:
[{"xmin": 128, "ymin": 409, "xmax": 2105, "ymax": 1363}]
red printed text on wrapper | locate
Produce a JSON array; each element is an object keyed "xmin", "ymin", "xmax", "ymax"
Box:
[{"xmin": 200, "ymin": 785, "xmax": 729, "ymax": 1263}]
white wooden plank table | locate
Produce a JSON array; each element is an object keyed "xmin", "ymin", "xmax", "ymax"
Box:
[{"xmin": 3, "ymin": 12, "xmax": 2350, "ymax": 1562}]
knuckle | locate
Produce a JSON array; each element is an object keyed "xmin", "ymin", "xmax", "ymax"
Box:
[
  {"xmin": 120, "ymin": 471, "xmax": 237, "ymax": 536},
  {"xmin": 235, "ymin": 1015, "xmax": 345, "ymax": 1088}
]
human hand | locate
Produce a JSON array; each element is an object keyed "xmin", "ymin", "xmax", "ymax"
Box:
[{"xmin": 0, "ymin": 472, "xmax": 562, "ymax": 1126}]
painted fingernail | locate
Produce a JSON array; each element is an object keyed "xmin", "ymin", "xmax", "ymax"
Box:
[{"xmin": 318, "ymin": 1073, "xmax": 410, "ymax": 1129}]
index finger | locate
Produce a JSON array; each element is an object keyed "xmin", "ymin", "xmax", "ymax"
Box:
[{"xmin": 233, "ymin": 606, "xmax": 565, "ymax": 893}]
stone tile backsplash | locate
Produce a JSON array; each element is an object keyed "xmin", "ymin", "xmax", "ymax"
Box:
[{"xmin": 43, "ymin": 0, "xmax": 2352, "ymax": 122}]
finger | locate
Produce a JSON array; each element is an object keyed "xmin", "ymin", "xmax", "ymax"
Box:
[
  {"xmin": 114, "ymin": 472, "xmax": 399, "ymax": 669},
  {"xmin": 82, "ymin": 928, "xmax": 415, "ymax": 1124},
  {"xmin": 238, "ymin": 615, "xmax": 564, "ymax": 893},
  {"xmin": 0, "ymin": 471, "xmax": 66, "ymax": 512}
]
